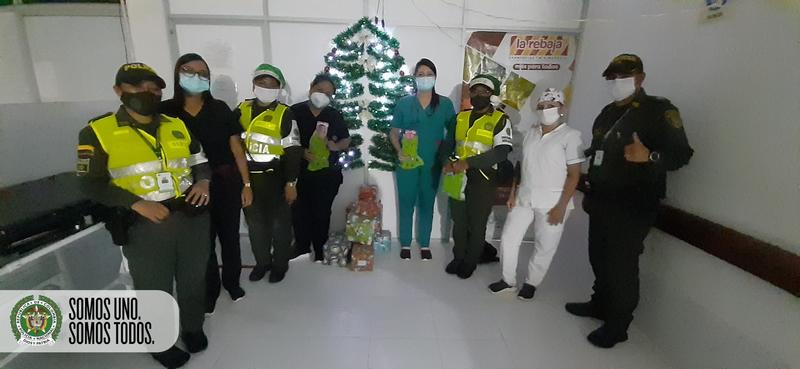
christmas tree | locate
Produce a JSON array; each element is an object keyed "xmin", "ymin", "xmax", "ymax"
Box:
[{"xmin": 323, "ymin": 17, "xmax": 414, "ymax": 171}]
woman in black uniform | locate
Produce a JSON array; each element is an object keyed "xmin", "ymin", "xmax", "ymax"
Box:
[
  {"xmin": 290, "ymin": 73, "xmax": 351, "ymax": 262},
  {"xmin": 161, "ymin": 53, "xmax": 250, "ymax": 313}
]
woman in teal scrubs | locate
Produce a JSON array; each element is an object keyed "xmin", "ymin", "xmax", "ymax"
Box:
[{"xmin": 390, "ymin": 58, "xmax": 456, "ymax": 261}]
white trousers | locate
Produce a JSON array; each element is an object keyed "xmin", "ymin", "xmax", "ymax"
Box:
[{"xmin": 500, "ymin": 205, "xmax": 571, "ymax": 287}]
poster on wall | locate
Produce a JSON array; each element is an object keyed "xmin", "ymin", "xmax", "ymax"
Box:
[{"xmin": 461, "ymin": 31, "xmax": 578, "ymax": 157}]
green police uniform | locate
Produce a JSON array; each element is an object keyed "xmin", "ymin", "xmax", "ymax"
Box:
[
  {"xmin": 77, "ymin": 106, "xmax": 211, "ymax": 336},
  {"xmin": 441, "ymin": 106, "xmax": 513, "ymax": 278},
  {"xmin": 583, "ymin": 88, "xmax": 693, "ymax": 338}
]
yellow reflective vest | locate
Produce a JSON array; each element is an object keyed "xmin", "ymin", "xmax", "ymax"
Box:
[
  {"xmin": 90, "ymin": 114, "xmax": 204, "ymax": 202},
  {"xmin": 238, "ymin": 100, "xmax": 295, "ymax": 162},
  {"xmin": 454, "ymin": 110, "xmax": 504, "ymax": 159}
]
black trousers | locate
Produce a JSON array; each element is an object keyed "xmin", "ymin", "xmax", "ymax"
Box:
[
  {"xmin": 206, "ymin": 165, "xmax": 243, "ymax": 306},
  {"xmin": 243, "ymin": 169, "xmax": 292, "ymax": 273},
  {"xmin": 122, "ymin": 210, "xmax": 209, "ymax": 333},
  {"xmin": 586, "ymin": 194, "xmax": 657, "ymax": 333},
  {"xmin": 449, "ymin": 171, "xmax": 497, "ymax": 267},
  {"xmin": 292, "ymin": 169, "xmax": 343, "ymax": 258}
]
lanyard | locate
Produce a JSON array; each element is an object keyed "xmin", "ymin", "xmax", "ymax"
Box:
[
  {"xmin": 601, "ymin": 108, "xmax": 631, "ymax": 144},
  {"xmin": 130, "ymin": 123, "xmax": 163, "ymax": 161}
]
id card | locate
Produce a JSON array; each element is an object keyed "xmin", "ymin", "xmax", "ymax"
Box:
[
  {"xmin": 156, "ymin": 172, "xmax": 175, "ymax": 193},
  {"xmin": 593, "ymin": 150, "xmax": 604, "ymax": 166}
]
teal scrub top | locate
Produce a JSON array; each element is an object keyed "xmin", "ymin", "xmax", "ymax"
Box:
[{"xmin": 391, "ymin": 94, "xmax": 456, "ymax": 165}]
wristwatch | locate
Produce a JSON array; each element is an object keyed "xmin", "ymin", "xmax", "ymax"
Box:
[
  {"xmin": 244, "ymin": 182, "xmax": 251, "ymax": 188},
  {"xmin": 649, "ymin": 151, "xmax": 661, "ymax": 163},
  {"xmin": 286, "ymin": 180, "xmax": 298, "ymax": 187}
]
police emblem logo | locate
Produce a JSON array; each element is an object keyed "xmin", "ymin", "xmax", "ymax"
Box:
[
  {"xmin": 665, "ymin": 110, "xmax": 683, "ymax": 129},
  {"xmin": 11, "ymin": 295, "xmax": 63, "ymax": 346},
  {"xmin": 484, "ymin": 123, "xmax": 493, "ymax": 130},
  {"xmin": 172, "ymin": 130, "xmax": 185, "ymax": 139}
]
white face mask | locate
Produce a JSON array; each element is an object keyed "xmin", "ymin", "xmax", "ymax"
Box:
[
  {"xmin": 254, "ymin": 86, "xmax": 280, "ymax": 103},
  {"xmin": 607, "ymin": 77, "xmax": 636, "ymax": 101},
  {"xmin": 415, "ymin": 76, "xmax": 436, "ymax": 91},
  {"xmin": 310, "ymin": 92, "xmax": 331, "ymax": 109},
  {"xmin": 537, "ymin": 107, "xmax": 561, "ymax": 126}
]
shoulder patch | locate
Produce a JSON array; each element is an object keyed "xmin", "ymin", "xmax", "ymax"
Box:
[
  {"xmin": 172, "ymin": 130, "xmax": 186, "ymax": 139},
  {"xmin": 88, "ymin": 112, "xmax": 112, "ymax": 124},
  {"xmin": 665, "ymin": 109, "xmax": 683, "ymax": 129}
]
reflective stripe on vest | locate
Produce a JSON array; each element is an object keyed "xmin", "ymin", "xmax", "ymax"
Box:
[
  {"xmin": 454, "ymin": 110, "xmax": 504, "ymax": 159},
  {"xmin": 238, "ymin": 101, "xmax": 288, "ymax": 162},
  {"xmin": 90, "ymin": 114, "xmax": 195, "ymax": 200}
]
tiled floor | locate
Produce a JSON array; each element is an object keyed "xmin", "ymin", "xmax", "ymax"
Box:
[{"xmin": 7, "ymin": 212, "xmax": 671, "ymax": 369}]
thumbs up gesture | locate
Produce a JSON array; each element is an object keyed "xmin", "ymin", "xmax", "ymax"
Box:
[{"xmin": 624, "ymin": 132, "xmax": 651, "ymax": 163}]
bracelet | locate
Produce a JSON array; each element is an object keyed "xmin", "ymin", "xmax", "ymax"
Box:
[{"xmin": 244, "ymin": 182, "xmax": 251, "ymax": 188}]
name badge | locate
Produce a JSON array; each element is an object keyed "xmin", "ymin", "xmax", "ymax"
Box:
[
  {"xmin": 156, "ymin": 172, "xmax": 175, "ymax": 193},
  {"xmin": 593, "ymin": 150, "xmax": 604, "ymax": 166}
]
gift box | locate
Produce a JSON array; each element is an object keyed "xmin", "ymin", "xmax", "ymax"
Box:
[
  {"xmin": 346, "ymin": 185, "xmax": 383, "ymax": 244},
  {"xmin": 323, "ymin": 232, "xmax": 351, "ymax": 267},
  {"xmin": 373, "ymin": 230, "xmax": 392, "ymax": 254},
  {"xmin": 350, "ymin": 243, "xmax": 374, "ymax": 272}
]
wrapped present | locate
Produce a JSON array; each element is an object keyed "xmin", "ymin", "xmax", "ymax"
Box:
[
  {"xmin": 345, "ymin": 214, "xmax": 379, "ymax": 245},
  {"xmin": 350, "ymin": 243, "xmax": 374, "ymax": 272},
  {"xmin": 399, "ymin": 130, "xmax": 424, "ymax": 170},
  {"xmin": 323, "ymin": 232, "xmax": 351, "ymax": 267},
  {"xmin": 307, "ymin": 132, "xmax": 330, "ymax": 171},
  {"xmin": 373, "ymin": 230, "xmax": 392, "ymax": 254}
]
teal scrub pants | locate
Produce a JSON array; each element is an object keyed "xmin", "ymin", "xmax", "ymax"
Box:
[{"xmin": 396, "ymin": 163, "xmax": 440, "ymax": 248}]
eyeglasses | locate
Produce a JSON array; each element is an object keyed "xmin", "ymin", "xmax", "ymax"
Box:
[{"xmin": 180, "ymin": 66, "xmax": 210, "ymax": 79}]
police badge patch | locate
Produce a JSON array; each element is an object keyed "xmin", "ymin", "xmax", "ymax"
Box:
[
  {"xmin": 172, "ymin": 130, "xmax": 186, "ymax": 139},
  {"xmin": 665, "ymin": 110, "xmax": 683, "ymax": 129}
]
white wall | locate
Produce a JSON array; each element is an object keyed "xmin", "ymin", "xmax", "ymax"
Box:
[
  {"xmin": 0, "ymin": 100, "xmax": 120, "ymax": 187},
  {"xmin": 143, "ymin": 0, "xmax": 586, "ymax": 238},
  {"xmin": 125, "ymin": 0, "xmax": 174, "ymax": 93},
  {"xmin": 570, "ymin": 1, "xmax": 800, "ymax": 367},
  {"xmin": 0, "ymin": 11, "xmax": 38, "ymax": 104},
  {"xmin": 570, "ymin": 0, "xmax": 800, "ymax": 252}
]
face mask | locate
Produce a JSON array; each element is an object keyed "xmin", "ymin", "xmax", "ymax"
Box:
[
  {"xmin": 415, "ymin": 76, "xmax": 436, "ymax": 92},
  {"xmin": 254, "ymin": 86, "xmax": 280, "ymax": 103},
  {"xmin": 310, "ymin": 92, "xmax": 331, "ymax": 109},
  {"xmin": 121, "ymin": 91, "xmax": 161, "ymax": 116},
  {"xmin": 470, "ymin": 95, "xmax": 491, "ymax": 111},
  {"xmin": 608, "ymin": 77, "xmax": 636, "ymax": 101},
  {"xmin": 538, "ymin": 107, "xmax": 561, "ymax": 126},
  {"xmin": 179, "ymin": 73, "xmax": 210, "ymax": 95}
]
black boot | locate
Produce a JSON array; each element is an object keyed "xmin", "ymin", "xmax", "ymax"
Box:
[
  {"xmin": 565, "ymin": 301, "xmax": 604, "ymax": 320},
  {"xmin": 151, "ymin": 345, "xmax": 190, "ymax": 368},
  {"xmin": 587, "ymin": 324, "xmax": 628, "ymax": 348},
  {"xmin": 269, "ymin": 269, "xmax": 287, "ymax": 284},
  {"xmin": 181, "ymin": 330, "xmax": 208, "ymax": 353},
  {"xmin": 445, "ymin": 259, "xmax": 461, "ymax": 275},
  {"xmin": 249, "ymin": 264, "xmax": 270, "ymax": 281},
  {"xmin": 456, "ymin": 262, "xmax": 476, "ymax": 279}
]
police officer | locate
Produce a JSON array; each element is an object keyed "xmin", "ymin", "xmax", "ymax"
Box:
[
  {"xmin": 566, "ymin": 54, "xmax": 693, "ymax": 348},
  {"xmin": 233, "ymin": 63, "xmax": 302, "ymax": 284},
  {"xmin": 441, "ymin": 74, "xmax": 513, "ymax": 279},
  {"xmin": 77, "ymin": 63, "xmax": 212, "ymax": 368}
]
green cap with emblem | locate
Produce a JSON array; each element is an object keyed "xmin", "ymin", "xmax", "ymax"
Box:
[
  {"xmin": 115, "ymin": 62, "xmax": 166, "ymax": 88},
  {"xmin": 602, "ymin": 53, "xmax": 644, "ymax": 77},
  {"xmin": 253, "ymin": 63, "xmax": 286, "ymax": 88},
  {"xmin": 469, "ymin": 74, "xmax": 501, "ymax": 96}
]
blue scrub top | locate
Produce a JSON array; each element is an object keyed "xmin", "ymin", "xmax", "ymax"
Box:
[{"xmin": 391, "ymin": 94, "xmax": 456, "ymax": 165}]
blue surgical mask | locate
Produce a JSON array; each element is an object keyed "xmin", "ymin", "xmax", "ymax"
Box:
[
  {"xmin": 179, "ymin": 73, "xmax": 210, "ymax": 95},
  {"xmin": 415, "ymin": 76, "xmax": 436, "ymax": 91}
]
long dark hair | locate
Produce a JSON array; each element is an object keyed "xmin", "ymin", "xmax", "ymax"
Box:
[
  {"xmin": 172, "ymin": 53, "xmax": 213, "ymax": 107},
  {"xmin": 414, "ymin": 58, "xmax": 440, "ymax": 110}
]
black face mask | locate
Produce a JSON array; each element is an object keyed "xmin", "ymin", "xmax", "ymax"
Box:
[
  {"xmin": 470, "ymin": 95, "xmax": 491, "ymax": 111},
  {"xmin": 120, "ymin": 91, "xmax": 161, "ymax": 116}
]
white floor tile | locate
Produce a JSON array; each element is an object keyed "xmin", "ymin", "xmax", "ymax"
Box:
[
  {"xmin": 438, "ymin": 338, "xmax": 514, "ymax": 369},
  {"xmin": 368, "ymin": 338, "xmax": 442, "ymax": 369}
]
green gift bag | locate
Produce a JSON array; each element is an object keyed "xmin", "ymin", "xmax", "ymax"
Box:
[
  {"xmin": 399, "ymin": 130, "xmax": 424, "ymax": 170},
  {"xmin": 443, "ymin": 172, "xmax": 466, "ymax": 200},
  {"xmin": 308, "ymin": 134, "xmax": 330, "ymax": 171}
]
